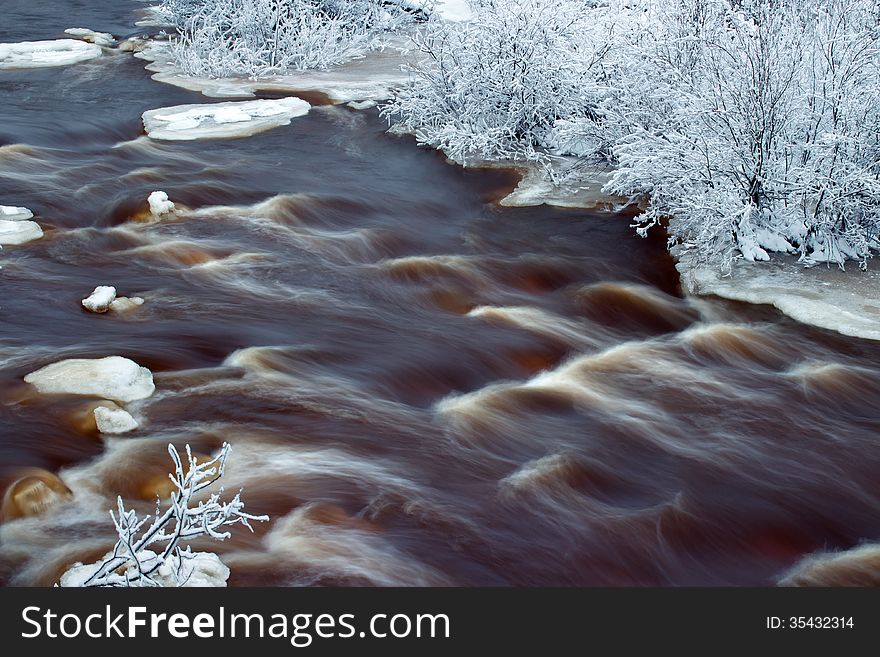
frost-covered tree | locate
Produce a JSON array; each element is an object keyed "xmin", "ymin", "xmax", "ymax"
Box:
[
  {"xmin": 161, "ymin": 0, "xmax": 432, "ymax": 77},
  {"xmin": 60, "ymin": 443, "xmax": 267, "ymax": 587},
  {"xmin": 383, "ymin": 0, "xmax": 616, "ymax": 163},
  {"xmin": 382, "ymin": 0, "xmax": 880, "ymax": 269},
  {"xmin": 580, "ymin": 0, "xmax": 880, "ymax": 269}
]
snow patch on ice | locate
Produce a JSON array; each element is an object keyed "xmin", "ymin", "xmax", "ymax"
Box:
[
  {"xmin": 24, "ymin": 356, "xmax": 156, "ymax": 403},
  {"xmin": 0, "ymin": 205, "xmax": 42, "ymax": 245},
  {"xmin": 677, "ymin": 252, "xmax": 880, "ymax": 342},
  {"xmin": 136, "ymin": 39, "xmax": 409, "ymax": 104},
  {"xmin": 64, "ymin": 28, "xmax": 116, "ymax": 48},
  {"xmin": 497, "ymin": 160, "xmax": 626, "ymax": 209},
  {"xmin": 435, "ymin": 0, "xmax": 474, "ymax": 21},
  {"xmin": 0, "ymin": 39, "xmax": 102, "ymax": 69},
  {"xmin": 0, "ymin": 205, "xmax": 34, "ymax": 221},
  {"xmin": 59, "ymin": 549, "xmax": 229, "ymax": 587},
  {"xmin": 143, "ymin": 97, "xmax": 311, "ymax": 141}
]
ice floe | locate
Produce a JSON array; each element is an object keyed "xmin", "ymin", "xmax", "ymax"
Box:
[
  {"xmin": 677, "ymin": 252, "xmax": 880, "ymax": 342},
  {"xmin": 64, "ymin": 28, "xmax": 116, "ymax": 48},
  {"xmin": 0, "ymin": 39, "xmax": 102, "ymax": 70},
  {"xmin": 82, "ymin": 286, "xmax": 117, "ymax": 313},
  {"xmin": 0, "ymin": 205, "xmax": 33, "ymax": 221},
  {"xmin": 24, "ymin": 356, "xmax": 156, "ymax": 403},
  {"xmin": 0, "ymin": 205, "xmax": 42, "ymax": 245},
  {"xmin": 93, "ymin": 405, "xmax": 139, "ymax": 434},
  {"xmin": 142, "ymin": 97, "xmax": 311, "ymax": 141}
]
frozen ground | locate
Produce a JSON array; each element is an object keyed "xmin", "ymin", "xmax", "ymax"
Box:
[
  {"xmin": 137, "ymin": 39, "xmax": 411, "ymax": 104},
  {"xmin": 677, "ymin": 252, "xmax": 880, "ymax": 341}
]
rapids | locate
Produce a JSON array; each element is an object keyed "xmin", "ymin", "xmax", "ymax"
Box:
[{"xmin": 1, "ymin": 1, "xmax": 880, "ymax": 586}]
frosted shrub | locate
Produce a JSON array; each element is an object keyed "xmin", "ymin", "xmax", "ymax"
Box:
[
  {"xmin": 60, "ymin": 443, "xmax": 267, "ymax": 587},
  {"xmin": 161, "ymin": 0, "xmax": 431, "ymax": 77},
  {"xmin": 383, "ymin": 0, "xmax": 615, "ymax": 163},
  {"xmin": 595, "ymin": 0, "xmax": 880, "ymax": 269}
]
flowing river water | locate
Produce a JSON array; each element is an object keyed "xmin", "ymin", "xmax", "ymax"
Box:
[{"xmin": 1, "ymin": 1, "xmax": 880, "ymax": 587}]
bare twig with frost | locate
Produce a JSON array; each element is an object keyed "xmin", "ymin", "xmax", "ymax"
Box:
[{"xmin": 77, "ymin": 443, "xmax": 267, "ymax": 587}]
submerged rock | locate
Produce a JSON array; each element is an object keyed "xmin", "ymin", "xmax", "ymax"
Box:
[
  {"xmin": 0, "ymin": 39, "xmax": 102, "ymax": 70},
  {"xmin": 69, "ymin": 400, "xmax": 121, "ymax": 434},
  {"xmin": 109, "ymin": 296, "xmax": 145, "ymax": 313},
  {"xmin": 94, "ymin": 405, "xmax": 139, "ymax": 434},
  {"xmin": 24, "ymin": 356, "xmax": 155, "ymax": 403},
  {"xmin": 81, "ymin": 285, "xmax": 117, "ymax": 313},
  {"xmin": 1, "ymin": 471, "xmax": 72, "ymax": 521},
  {"xmin": 142, "ymin": 97, "xmax": 311, "ymax": 141}
]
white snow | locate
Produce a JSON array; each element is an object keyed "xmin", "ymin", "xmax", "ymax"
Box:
[
  {"xmin": 59, "ymin": 549, "xmax": 229, "ymax": 587},
  {"xmin": 148, "ymin": 190, "xmax": 175, "ymax": 215},
  {"xmin": 0, "ymin": 39, "xmax": 102, "ymax": 70},
  {"xmin": 24, "ymin": 356, "xmax": 156, "ymax": 403},
  {"xmin": 142, "ymin": 97, "xmax": 311, "ymax": 141},
  {"xmin": 677, "ymin": 252, "xmax": 880, "ymax": 342},
  {"xmin": 136, "ymin": 40, "xmax": 408, "ymax": 104},
  {"xmin": 0, "ymin": 219, "xmax": 43, "ymax": 245},
  {"xmin": 64, "ymin": 28, "xmax": 116, "ymax": 48},
  {"xmin": 81, "ymin": 286, "xmax": 117, "ymax": 313},
  {"xmin": 93, "ymin": 406, "xmax": 139, "ymax": 434},
  {"xmin": 435, "ymin": 0, "xmax": 474, "ymax": 21},
  {"xmin": 0, "ymin": 205, "xmax": 33, "ymax": 221}
]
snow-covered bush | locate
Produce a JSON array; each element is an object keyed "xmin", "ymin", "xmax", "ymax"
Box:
[
  {"xmin": 161, "ymin": 0, "xmax": 431, "ymax": 77},
  {"xmin": 583, "ymin": 0, "xmax": 880, "ymax": 269},
  {"xmin": 60, "ymin": 443, "xmax": 267, "ymax": 587},
  {"xmin": 382, "ymin": 0, "xmax": 880, "ymax": 269},
  {"xmin": 383, "ymin": 0, "xmax": 615, "ymax": 163}
]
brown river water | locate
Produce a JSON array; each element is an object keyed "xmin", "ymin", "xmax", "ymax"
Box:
[{"xmin": 1, "ymin": 1, "xmax": 880, "ymax": 587}]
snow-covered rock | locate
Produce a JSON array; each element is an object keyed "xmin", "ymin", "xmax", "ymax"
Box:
[
  {"xmin": 93, "ymin": 406, "xmax": 139, "ymax": 434},
  {"xmin": 0, "ymin": 39, "xmax": 102, "ymax": 70},
  {"xmin": 148, "ymin": 191, "xmax": 175, "ymax": 215},
  {"xmin": 0, "ymin": 205, "xmax": 33, "ymax": 221},
  {"xmin": 118, "ymin": 37, "xmax": 148, "ymax": 53},
  {"xmin": 142, "ymin": 97, "xmax": 311, "ymax": 141},
  {"xmin": 109, "ymin": 296, "xmax": 145, "ymax": 313},
  {"xmin": 0, "ymin": 218, "xmax": 43, "ymax": 245},
  {"xmin": 64, "ymin": 28, "xmax": 116, "ymax": 48},
  {"xmin": 81, "ymin": 286, "xmax": 117, "ymax": 313},
  {"xmin": 59, "ymin": 549, "xmax": 230, "ymax": 587},
  {"xmin": 24, "ymin": 356, "xmax": 155, "ymax": 403}
]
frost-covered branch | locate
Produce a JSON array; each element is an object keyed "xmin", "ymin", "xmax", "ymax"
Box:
[
  {"xmin": 383, "ymin": 0, "xmax": 615, "ymax": 164},
  {"xmin": 60, "ymin": 443, "xmax": 267, "ymax": 587},
  {"xmin": 161, "ymin": 0, "xmax": 433, "ymax": 77}
]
